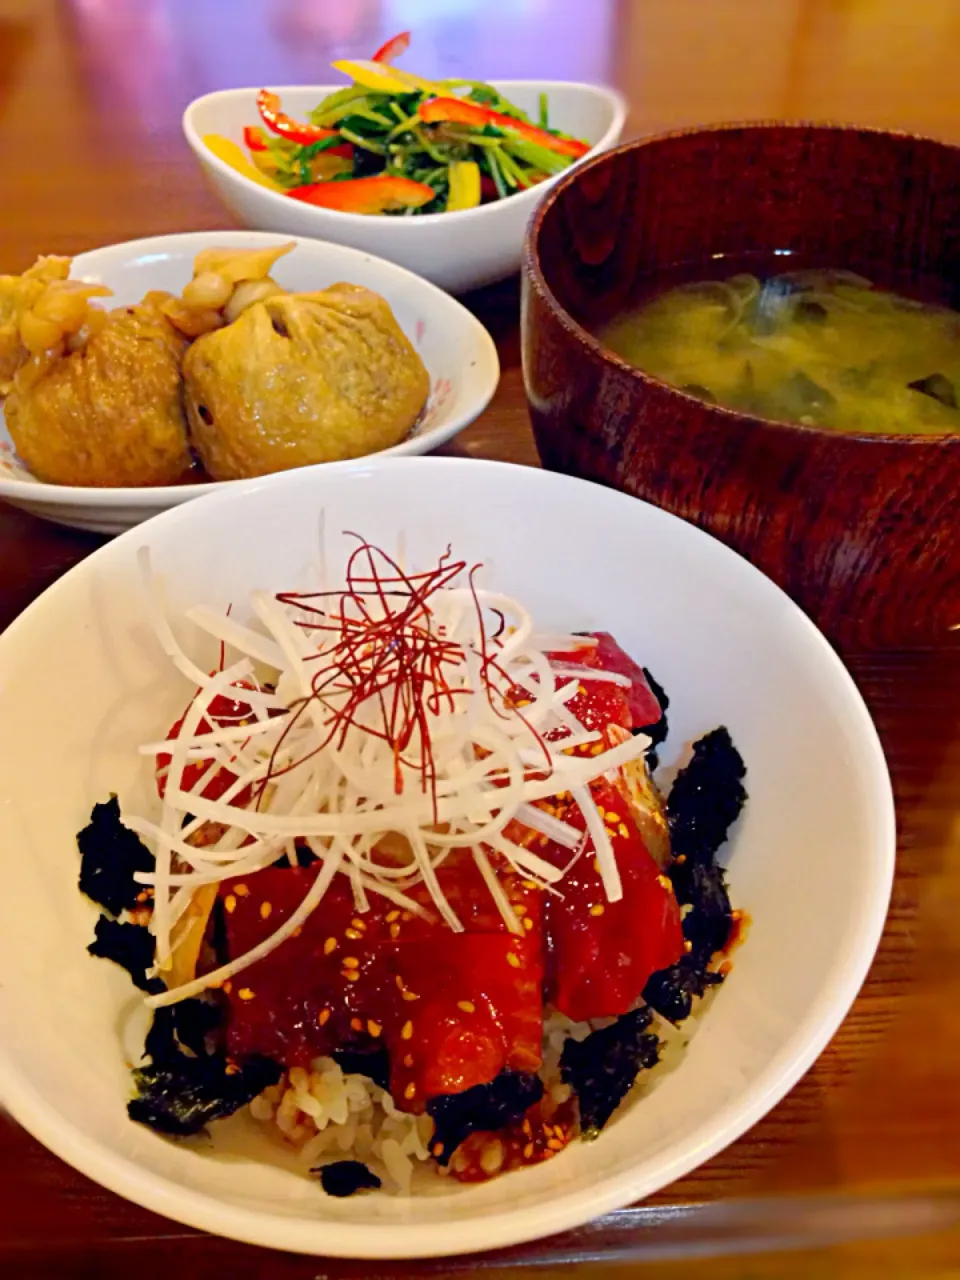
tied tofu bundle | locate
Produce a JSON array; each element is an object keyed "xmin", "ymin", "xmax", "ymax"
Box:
[{"xmin": 0, "ymin": 243, "xmax": 430, "ymax": 486}]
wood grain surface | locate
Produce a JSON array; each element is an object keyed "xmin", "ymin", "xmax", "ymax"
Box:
[
  {"xmin": 523, "ymin": 124, "xmax": 960, "ymax": 649},
  {"xmin": 1, "ymin": 1, "xmax": 959, "ymax": 1275}
]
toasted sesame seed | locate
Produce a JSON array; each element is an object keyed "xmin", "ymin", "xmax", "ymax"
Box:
[
  {"xmin": 675, "ymin": 854, "xmax": 687, "ymax": 864},
  {"xmin": 225, "ymin": 1062, "xmax": 240, "ymax": 1075},
  {"xmin": 590, "ymin": 743, "xmax": 604, "ymax": 755},
  {"xmin": 457, "ymin": 1000, "xmax": 475, "ymax": 1014},
  {"xmin": 224, "ymin": 894, "xmax": 237, "ymax": 914},
  {"xmin": 618, "ymin": 823, "xmax": 630, "ymax": 838},
  {"xmin": 589, "ymin": 904, "xmax": 605, "ymax": 916},
  {"xmin": 345, "ymin": 928, "xmax": 361, "ymax": 940},
  {"xmin": 401, "ymin": 1020, "xmax": 414, "ymax": 1040},
  {"xmin": 684, "ymin": 939, "xmax": 693, "ymax": 952},
  {"xmin": 318, "ymin": 1009, "xmax": 330, "ymax": 1026},
  {"xmin": 234, "ymin": 883, "xmax": 250, "ymax": 897},
  {"xmin": 351, "ymin": 917, "xmax": 366, "ymax": 931},
  {"xmin": 404, "ymin": 1083, "xmax": 416, "ymax": 1100},
  {"xmin": 395, "ymin": 975, "xmax": 406, "ymax": 990},
  {"xmin": 350, "ymin": 1017, "xmax": 364, "ymax": 1033},
  {"xmin": 522, "ymin": 880, "xmax": 538, "ymax": 890},
  {"xmin": 292, "ymin": 926, "xmax": 302, "ymax": 938},
  {"xmin": 523, "ymin": 917, "xmax": 534, "ymax": 931},
  {"xmin": 523, "ymin": 1142, "xmax": 535, "ymax": 1159},
  {"xmin": 547, "ymin": 1138, "xmax": 564, "ymax": 1151},
  {"xmin": 513, "ymin": 904, "xmax": 526, "ymax": 917},
  {"xmin": 323, "ymin": 937, "xmax": 337, "ymax": 955},
  {"xmin": 367, "ymin": 1020, "xmax": 382, "ymax": 1038},
  {"xmin": 404, "ymin": 1053, "xmax": 414, "ymax": 1068},
  {"xmin": 522, "ymin": 1119, "xmax": 532, "ymax": 1137},
  {"xmin": 386, "ymin": 910, "xmax": 401, "ymax": 923},
  {"xmin": 344, "ymin": 970, "xmax": 360, "ymax": 982},
  {"xmin": 389, "ymin": 923, "xmax": 401, "ymax": 939},
  {"xmin": 238, "ymin": 987, "xmax": 256, "ymax": 1001},
  {"xmin": 223, "ymin": 980, "xmax": 233, "ymax": 994},
  {"xmin": 657, "ymin": 875, "xmax": 672, "ymax": 891},
  {"xmin": 259, "ymin": 901, "xmax": 272, "ymax": 920},
  {"xmin": 401, "ymin": 989, "xmax": 419, "ymax": 1001},
  {"xmin": 543, "ymin": 1124, "xmax": 555, "ymax": 1137},
  {"xmin": 506, "ymin": 952, "xmax": 521, "ymax": 968},
  {"xmin": 401, "ymin": 911, "xmax": 414, "ymax": 922},
  {"xmin": 592, "ymin": 857, "xmax": 601, "ymax": 874},
  {"xmin": 343, "ymin": 956, "xmax": 359, "ymax": 968},
  {"xmin": 432, "ymin": 1143, "xmax": 444, "ymax": 1157}
]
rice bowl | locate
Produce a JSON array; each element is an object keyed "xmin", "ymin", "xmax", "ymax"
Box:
[{"xmin": 0, "ymin": 458, "xmax": 894, "ymax": 1257}]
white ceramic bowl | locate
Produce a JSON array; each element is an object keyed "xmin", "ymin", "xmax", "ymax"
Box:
[
  {"xmin": 183, "ymin": 82, "xmax": 627, "ymax": 294},
  {"xmin": 0, "ymin": 232, "xmax": 499, "ymax": 535},
  {"xmin": 0, "ymin": 458, "xmax": 894, "ymax": 1259}
]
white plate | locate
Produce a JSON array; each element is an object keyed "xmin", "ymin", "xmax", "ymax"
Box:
[
  {"xmin": 184, "ymin": 82, "xmax": 627, "ymax": 294},
  {"xmin": 0, "ymin": 232, "xmax": 499, "ymax": 535},
  {"xmin": 0, "ymin": 458, "xmax": 894, "ymax": 1259}
]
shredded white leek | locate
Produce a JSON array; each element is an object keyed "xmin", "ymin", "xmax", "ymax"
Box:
[{"xmin": 129, "ymin": 544, "xmax": 659, "ymax": 1005}]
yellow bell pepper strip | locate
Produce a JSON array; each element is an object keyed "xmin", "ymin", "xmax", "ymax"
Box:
[
  {"xmin": 332, "ymin": 58, "xmax": 443, "ymax": 96},
  {"xmin": 243, "ymin": 124, "xmax": 268, "ymax": 152},
  {"xmin": 203, "ymin": 134, "xmax": 284, "ymax": 191},
  {"xmin": 446, "ymin": 160, "xmax": 481, "ymax": 211},
  {"xmin": 286, "ymin": 175, "xmax": 436, "ymax": 214},
  {"xmin": 418, "ymin": 97, "xmax": 590, "ymax": 158},
  {"xmin": 257, "ymin": 89, "xmax": 343, "ymax": 147},
  {"xmin": 371, "ymin": 30, "xmax": 411, "ymax": 64}
]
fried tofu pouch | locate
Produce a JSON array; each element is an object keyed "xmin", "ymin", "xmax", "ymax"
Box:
[
  {"xmin": 5, "ymin": 299, "xmax": 192, "ymax": 487},
  {"xmin": 181, "ymin": 283, "xmax": 429, "ymax": 480}
]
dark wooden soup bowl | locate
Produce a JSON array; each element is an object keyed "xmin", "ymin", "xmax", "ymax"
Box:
[{"xmin": 522, "ymin": 123, "xmax": 960, "ymax": 650}]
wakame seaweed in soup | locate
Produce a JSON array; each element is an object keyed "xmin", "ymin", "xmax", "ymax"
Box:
[{"xmin": 596, "ymin": 268, "xmax": 960, "ymax": 436}]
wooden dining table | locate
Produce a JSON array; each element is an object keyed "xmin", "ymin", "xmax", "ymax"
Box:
[{"xmin": 2, "ymin": 1, "xmax": 960, "ymax": 1275}]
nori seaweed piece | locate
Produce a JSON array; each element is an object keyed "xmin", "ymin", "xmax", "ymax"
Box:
[
  {"xmin": 907, "ymin": 373, "xmax": 957, "ymax": 409},
  {"xmin": 78, "ymin": 797, "xmax": 154, "ymax": 917},
  {"xmin": 643, "ymin": 954, "xmax": 725, "ymax": 1023},
  {"xmin": 87, "ymin": 917, "xmax": 164, "ymax": 995},
  {"xmin": 637, "ymin": 667, "xmax": 670, "ymax": 769},
  {"xmin": 143, "ymin": 998, "xmax": 224, "ymax": 1063},
  {"xmin": 645, "ymin": 857, "xmax": 733, "ymax": 1022},
  {"xmin": 666, "ymin": 726, "xmax": 746, "ymax": 867},
  {"xmin": 560, "ymin": 1007, "xmax": 660, "ymax": 1137},
  {"xmin": 644, "ymin": 728, "xmax": 745, "ymax": 1022},
  {"xmin": 127, "ymin": 1053, "xmax": 283, "ymax": 1137},
  {"xmin": 315, "ymin": 1160, "xmax": 382, "ymax": 1197},
  {"xmin": 426, "ymin": 1070, "xmax": 544, "ymax": 1166},
  {"xmin": 332, "ymin": 1046, "xmax": 391, "ymax": 1091}
]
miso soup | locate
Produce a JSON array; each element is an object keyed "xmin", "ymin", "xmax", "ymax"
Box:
[{"xmin": 596, "ymin": 269, "xmax": 960, "ymax": 435}]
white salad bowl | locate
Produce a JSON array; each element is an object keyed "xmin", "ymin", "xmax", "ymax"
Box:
[
  {"xmin": 0, "ymin": 458, "xmax": 894, "ymax": 1260},
  {"xmin": 183, "ymin": 82, "xmax": 627, "ymax": 294},
  {"xmin": 0, "ymin": 232, "xmax": 499, "ymax": 535}
]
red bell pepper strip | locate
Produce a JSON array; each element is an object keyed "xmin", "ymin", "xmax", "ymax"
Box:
[
  {"xmin": 256, "ymin": 89, "xmax": 342, "ymax": 147},
  {"xmin": 286, "ymin": 174, "xmax": 436, "ymax": 214},
  {"xmin": 418, "ymin": 96, "xmax": 590, "ymax": 158},
  {"xmin": 243, "ymin": 124, "xmax": 269, "ymax": 152},
  {"xmin": 371, "ymin": 30, "xmax": 411, "ymax": 64}
]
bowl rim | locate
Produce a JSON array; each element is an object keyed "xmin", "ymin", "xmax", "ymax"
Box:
[
  {"xmin": 522, "ymin": 119, "xmax": 960, "ymax": 448},
  {"xmin": 0, "ymin": 230, "xmax": 500, "ymax": 504},
  {"xmin": 0, "ymin": 455, "xmax": 896, "ymax": 1258},
  {"xmin": 183, "ymin": 80, "xmax": 628, "ymax": 229}
]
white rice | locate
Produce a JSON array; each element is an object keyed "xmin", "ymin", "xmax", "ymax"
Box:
[
  {"xmin": 251, "ymin": 995, "xmax": 716, "ymax": 1193},
  {"xmin": 250, "ymin": 1056, "xmax": 435, "ymax": 1193}
]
